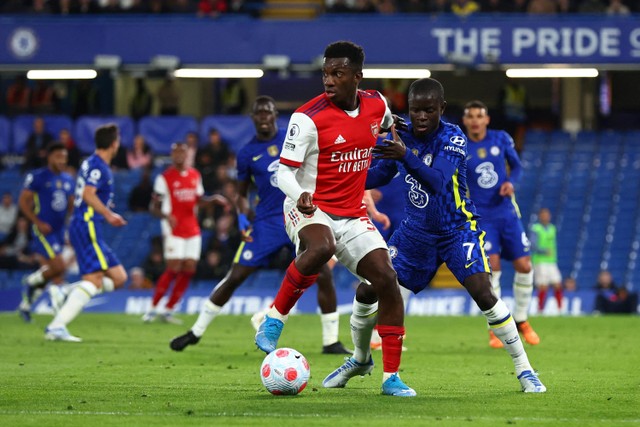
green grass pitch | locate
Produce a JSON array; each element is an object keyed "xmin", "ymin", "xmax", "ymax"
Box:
[{"xmin": 1, "ymin": 313, "xmax": 638, "ymax": 426}]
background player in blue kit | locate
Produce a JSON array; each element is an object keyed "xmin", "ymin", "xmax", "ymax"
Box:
[
  {"xmin": 45, "ymin": 124, "xmax": 128, "ymax": 342},
  {"xmin": 17, "ymin": 142, "xmax": 75, "ymax": 322},
  {"xmin": 170, "ymin": 96, "xmax": 350, "ymax": 354},
  {"xmin": 463, "ymin": 100, "xmax": 540, "ymax": 348},
  {"xmin": 328, "ymin": 78, "xmax": 545, "ymax": 393}
]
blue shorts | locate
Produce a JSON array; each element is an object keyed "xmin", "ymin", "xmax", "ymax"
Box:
[
  {"xmin": 234, "ymin": 216, "xmax": 294, "ymax": 268},
  {"xmin": 478, "ymin": 207, "xmax": 530, "ymax": 261},
  {"xmin": 68, "ymin": 217, "xmax": 121, "ymax": 275},
  {"xmin": 388, "ymin": 221, "xmax": 491, "ymax": 294},
  {"xmin": 30, "ymin": 227, "xmax": 64, "ymax": 260}
]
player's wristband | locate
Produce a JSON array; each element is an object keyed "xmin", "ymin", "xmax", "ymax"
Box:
[{"xmin": 237, "ymin": 213, "xmax": 251, "ymax": 232}]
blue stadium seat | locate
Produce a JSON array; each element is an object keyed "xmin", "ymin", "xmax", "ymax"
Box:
[
  {"xmin": 11, "ymin": 115, "xmax": 73, "ymax": 154},
  {"xmin": 0, "ymin": 116, "xmax": 10, "ymax": 154},
  {"xmin": 74, "ymin": 116, "xmax": 135, "ymax": 153},
  {"xmin": 199, "ymin": 115, "xmax": 290, "ymax": 154},
  {"xmin": 138, "ymin": 116, "xmax": 199, "ymax": 155}
]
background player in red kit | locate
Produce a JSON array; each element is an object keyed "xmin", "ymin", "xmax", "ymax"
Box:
[
  {"xmin": 143, "ymin": 142, "xmax": 227, "ymax": 324},
  {"xmin": 254, "ymin": 41, "xmax": 415, "ymax": 397}
]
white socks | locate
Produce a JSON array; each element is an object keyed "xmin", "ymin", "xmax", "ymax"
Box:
[
  {"xmin": 350, "ymin": 298, "xmax": 378, "ymax": 364},
  {"xmin": 320, "ymin": 312, "xmax": 340, "ymax": 346},
  {"xmin": 191, "ymin": 299, "xmax": 222, "ymax": 337},
  {"xmin": 513, "ymin": 271, "xmax": 534, "ymax": 323},
  {"xmin": 101, "ymin": 277, "xmax": 115, "ymax": 293},
  {"xmin": 490, "ymin": 271, "xmax": 502, "ymax": 299},
  {"xmin": 267, "ymin": 306, "xmax": 288, "ymax": 322},
  {"xmin": 482, "ymin": 299, "xmax": 533, "ymax": 376},
  {"xmin": 48, "ymin": 280, "xmax": 98, "ymax": 329},
  {"xmin": 26, "ymin": 268, "xmax": 46, "ymax": 287}
]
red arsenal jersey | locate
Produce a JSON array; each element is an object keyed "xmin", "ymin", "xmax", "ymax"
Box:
[
  {"xmin": 153, "ymin": 166, "xmax": 204, "ymax": 238},
  {"xmin": 279, "ymin": 90, "xmax": 393, "ymax": 217}
]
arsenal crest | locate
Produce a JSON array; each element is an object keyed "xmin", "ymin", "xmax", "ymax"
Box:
[{"xmin": 370, "ymin": 122, "xmax": 379, "ymax": 138}]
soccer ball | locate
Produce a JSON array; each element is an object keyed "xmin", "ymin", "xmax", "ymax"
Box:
[{"xmin": 260, "ymin": 348, "xmax": 310, "ymax": 395}]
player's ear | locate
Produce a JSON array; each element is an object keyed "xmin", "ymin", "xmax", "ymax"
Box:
[{"xmin": 440, "ymin": 100, "xmax": 447, "ymax": 115}]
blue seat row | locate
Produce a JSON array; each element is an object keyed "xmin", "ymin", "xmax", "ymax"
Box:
[{"xmin": 0, "ymin": 114, "xmax": 292, "ymax": 156}]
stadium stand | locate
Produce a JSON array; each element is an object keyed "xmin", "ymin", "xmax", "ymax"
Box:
[
  {"xmin": 74, "ymin": 116, "xmax": 136, "ymax": 153},
  {"xmin": 138, "ymin": 116, "xmax": 199, "ymax": 155},
  {"xmin": 11, "ymin": 115, "xmax": 73, "ymax": 154}
]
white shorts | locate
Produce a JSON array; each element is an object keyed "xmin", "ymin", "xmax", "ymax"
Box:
[
  {"xmin": 284, "ymin": 200, "xmax": 387, "ymax": 282},
  {"xmin": 533, "ymin": 263, "xmax": 562, "ymax": 286},
  {"xmin": 163, "ymin": 234, "xmax": 202, "ymax": 261}
]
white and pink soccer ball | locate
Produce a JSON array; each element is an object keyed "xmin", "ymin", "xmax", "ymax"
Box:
[{"xmin": 260, "ymin": 348, "xmax": 310, "ymax": 395}]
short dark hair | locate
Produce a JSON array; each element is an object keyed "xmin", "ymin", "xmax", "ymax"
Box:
[
  {"xmin": 324, "ymin": 41, "xmax": 365, "ymax": 71},
  {"xmin": 464, "ymin": 100, "xmax": 489, "ymax": 114},
  {"xmin": 253, "ymin": 95, "xmax": 277, "ymax": 111},
  {"xmin": 95, "ymin": 124, "xmax": 119, "ymax": 150},
  {"xmin": 408, "ymin": 78, "xmax": 445, "ymax": 102},
  {"xmin": 46, "ymin": 141, "xmax": 67, "ymax": 155}
]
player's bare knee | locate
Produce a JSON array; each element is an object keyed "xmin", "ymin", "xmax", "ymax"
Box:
[{"xmin": 355, "ymin": 282, "xmax": 377, "ymax": 304}]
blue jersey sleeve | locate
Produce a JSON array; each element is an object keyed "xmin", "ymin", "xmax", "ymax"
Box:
[
  {"xmin": 83, "ymin": 161, "xmax": 107, "ymax": 189},
  {"xmin": 502, "ymin": 132, "xmax": 522, "ymax": 183},
  {"xmin": 400, "ymin": 150, "xmax": 451, "ymax": 194},
  {"xmin": 366, "ymin": 158, "xmax": 398, "ymax": 189},
  {"xmin": 23, "ymin": 171, "xmax": 40, "ymax": 192}
]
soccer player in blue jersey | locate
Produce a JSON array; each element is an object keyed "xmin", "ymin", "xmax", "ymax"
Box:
[
  {"xmin": 17, "ymin": 142, "xmax": 75, "ymax": 322},
  {"xmin": 463, "ymin": 100, "xmax": 540, "ymax": 348},
  {"xmin": 44, "ymin": 124, "xmax": 128, "ymax": 342},
  {"xmin": 170, "ymin": 96, "xmax": 350, "ymax": 354},
  {"xmin": 326, "ymin": 78, "xmax": 545, "ymax": 393}
]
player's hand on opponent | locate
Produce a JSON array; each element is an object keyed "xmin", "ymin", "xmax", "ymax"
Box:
[
  {"xmin": 237, "ymin": 213, "xmax": 253, "ymax": 242},
  {"xmin": 35, "ymin": 219, "xmax": 52, "ymax": 235},
  {"xmin": 373, "ymin": 125, "xmax": 406, "ymax": 160},
  {"xmin": 106, "ymin": 211, "xmax": 127, "ymax": 227},
  {"xmin": 499, "ymin": 181, "xmax": 514, "ymax": 197},
  {"xmin": 392, "ymin": 114, "xmax": 408, "ymax": 131},
  {"xmin": 297, "ymin": 192, "xmax": 317, "ymax": 215},
  {"xmin": 371, "ymin": 211, "xmax": 391, "ymax": 230},
  {"xmin": 167, "ymin": 215, "xmax": 177, "ymax": 229}
]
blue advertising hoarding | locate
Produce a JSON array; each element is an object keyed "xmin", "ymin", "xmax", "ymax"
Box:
[{"xmin": 1, "ymin": 15, "xmax": 639, "ymax": 66}]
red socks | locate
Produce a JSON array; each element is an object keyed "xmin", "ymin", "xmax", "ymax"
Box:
[
  {"xmin": 272, "ymin": 262, "xmax": 318, "ymax": 315},
  {"xmin": 554, "ymin": 288, "xmax": 564, "ymax": 309},
  {"xmin": 166, "ymin": 271, "xmax": 194, "ymax": 309},
  {"xmin": 152, "ymin": 269, "xmax": 178, "ymax": 306},
  {"xmin": 538, "ymin": 288, "xmax": 547, "ymax": 311},
  {"xmin": 377, "ymin": 325, "xmax": 405, "ymax": 373}
]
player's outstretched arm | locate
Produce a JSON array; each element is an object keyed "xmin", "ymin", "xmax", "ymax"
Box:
[{"xmin": 83, "ymin": 186, "xmax": 127, "ymax": 227}]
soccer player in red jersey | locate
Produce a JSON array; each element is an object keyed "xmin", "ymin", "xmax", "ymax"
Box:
[
  {"xmin": 143, "ymin": 142, "xmax": 227, "ymax": 324},
  {"xmin": 254, "ymin": 41, "xmax": 415, "ymax": 397}
]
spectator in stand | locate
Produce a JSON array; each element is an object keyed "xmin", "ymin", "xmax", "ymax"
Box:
[
  {"xmin": 0, "ymin": 192, "xmax": 19, "ymax": 241},
  {"xmin": 0, "ymin": 216, "xmax": 38, "ymax": 270},
  {"xmin": 221, "ymin": 79, "xmax": 247, "ymax": 114},
  {"xmin": 428, "ymin": 0, "xmax": 450, "ymax": 13},
  {"xmin": 129, "ymin": 266, "xmax": 154, "ymax": 289},
  {"xmin": 130, "ymin": 78, "xmax": 153, "ymax": 121},
  {"xmin": 142, "ymin": 237, "xmax": 166, "ymax": 284},
  {"xmin": 71, "ymin": 80, "xmax": 99, "ymax": 118},
  {"xmin": 157, "ymin": 77, "xmax": 180, "ymax": 115},
  {"xmin": 23, "ymin": 117, "xmax": 55, "ymax": 172},
  {"xmin": 527, "ymin": 0, "xmax": 557, "ymax": 13},
  {"xmin": 128, "ymin": 169, "xmax": 154, "ymax": 212},
  {"xmin": 197, "ymin": 0, "xmax": 228, "ymax": 17},
  {"xmin": 480, "ymin": 0, "xmax": 511, "ymax": 13},
  {"xmin": 27, "ymin": 0, "xmax": 52, "ymax": 14},
  {"xmin": 58, "ymin": 129, "xmax": 81, "ymax": 175},
  {"xmin": 31, "ymin": 81, "xmax": 58, "ymax": 114},
  {"xmin": 399, "ymin": 0, "xmax": 429, "ymax": 13},
  {"xmin": 326, "ymin": 0, "xmax": 354, "ymax": 13},
  {"xmin": 6, "ymin": 75, "xmax": 30, "ymax": 117},
  {"xmin": 184, "ymin": 131, "xmax": 199, "ymax": 168},
  {"xmin": 127, "ymin": 135, "xmax": 153, "ymax": 170},
  {"xmin": 76, "ymin": 0, "xmax": 100, "ymax": 14},
  {"xmin": 195, "ymin": 128, "xmax": 231, "ymax": 193},
  {"xmin": 353, "ymin": 0, "xmax": 377, "ymax": 13},
  {"xmin": 377, "ymin": 0, "xmax": 397, "ymax": 14},
  {"xmin": 594, "ymin": 270, "xmax": 638, "ymax": 314},
  {"xmin": 169, "ymin": 0, "xmax": 199, "ymax": 13},
  {"xmin": 111, "ymin": 143, "xmax": 130, "ymax": 171},
  {"xmin": 579, "ymin": 0, "xmax": 607, "ymax": 13},
  {"xmin": 451, "ymin": 0, "xmax": 480, "ymax": 16},
  {"xmin": 606, "ymin": 0, "xmax": 630, "ymax": 14}
]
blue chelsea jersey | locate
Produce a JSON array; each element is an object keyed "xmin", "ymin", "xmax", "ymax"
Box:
[
  {"xmin": 466, "ymin": 129, "xmax": 522, "ymax": 213},
  {"xmin": 72, "ymin": 154, "xmax": 114, "ymax": 222},
  {"xmin": 23, "ymin": 167, "xmax": 74, "ymax": 231},
  {"xmin": 369, "ymin": 121, "xmax": 480, "ymax": 235},
  {"xmin": 236, "ymin": 128, "xmax": 287, "ymax": 220}
]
